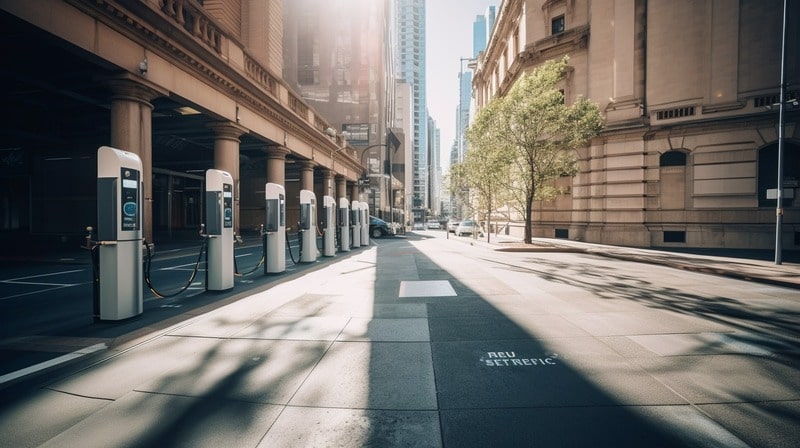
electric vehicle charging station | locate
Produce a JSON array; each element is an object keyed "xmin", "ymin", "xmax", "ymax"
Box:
[
  {"xmin": 299, "ymin": 189, "xmax": 317, "ymax": 263},
  {"xmin": 339, "ymin": 198, "xmax": 350, "ymax": 252},
  {"xmin": 95, "ymin": 146, "xmax": 143, "ymax": 321},
  {"xmin": 264, "ymin": 183, "xmax": 286, "ymax": 274},
  {"xmin": 351, "ymin": 200, "xmax": 361, "ymax": 247},
  {"xmin": 204, "ymin": 169, "xmax": 234, "ymax": 291},
  {"xmin": 322, "ymin": 195, "xmax": 336, "ymax": 256},
  {"xmin": 360, "ymin": 202, "xmax": 369, "ymax": 245}
]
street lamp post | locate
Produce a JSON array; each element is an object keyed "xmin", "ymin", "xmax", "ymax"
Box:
[{"xmin": 775, "ymin": 0, "xmax": 788, "ymax": 265}]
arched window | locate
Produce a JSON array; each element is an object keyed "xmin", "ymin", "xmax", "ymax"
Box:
[
  {"xmin": 758, "ymin": 142, "xmax": 799, "ymax": 207},
  {"xmin": 660, "ymin": 151, "xmax": 687, "ymax": 167}
]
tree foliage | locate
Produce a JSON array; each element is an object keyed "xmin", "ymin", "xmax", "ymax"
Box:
[
  {"xmin": 449, "ymin": 139, "xmax": 511, "ymax": 241},
  {"xmin": 465, "ymin": 57, "xmax": 603, "ymax": 243}
]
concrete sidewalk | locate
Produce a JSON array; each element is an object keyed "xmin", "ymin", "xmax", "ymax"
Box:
[
  {"xmin": 472, "ymin": 234, "xmax": 800, "ymax": 290},
  {"xmin": 1, "ymin": 234, "xmax": 798, "ymax": 447}
]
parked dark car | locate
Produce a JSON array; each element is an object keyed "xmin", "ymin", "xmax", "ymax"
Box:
[{"xmin": 369, "ymin": 216, "xmax": 394, "ymax": 238}]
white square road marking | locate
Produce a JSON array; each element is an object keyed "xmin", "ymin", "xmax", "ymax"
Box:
[{"xmin": 399, "ymin": 280, "xmax": 457, "ymax": 298}]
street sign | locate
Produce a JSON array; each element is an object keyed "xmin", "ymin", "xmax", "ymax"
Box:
[{"xmin": 766, "ymin": 188, "xmax": 795, "ymax": 199}]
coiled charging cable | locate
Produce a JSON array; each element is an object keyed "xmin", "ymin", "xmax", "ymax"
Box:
[{"xmin": 143, "ymin": 226, "xmax": 207, "ymax": 299}]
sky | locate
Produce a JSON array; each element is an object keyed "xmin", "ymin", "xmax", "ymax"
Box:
[{"xmin": 425, "ymin": 0, "xmax": 497, "ymax": 173}]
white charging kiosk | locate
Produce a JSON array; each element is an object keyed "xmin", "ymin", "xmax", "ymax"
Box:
[
  {"xmin": 96, "ymin": 146, "xmax": 143, "ymax": 321},
  {"xmin": 264, "ymin": 183, "xmax": 286, "ymax": 274},
  {"xmin": 322, "ymin": 195, "xmax": 336, "ymax": 257},
  {"xmin": 338, "ymin": 198, "xmax": 350, "ymax": 252},
  {"xmin": 360, "ymin": 202, "xmax": 369, "ymax": 245},
  {"xmin": 351, "ymin": 200, "xmax": 361, "ymax": 247},
  {"xmin": 205, "ymin": 169, "xmax": 234, "ymax": 290},
  {"xmin": 299, "ymin": 189, "xmax": 318, "ymax": 263}
]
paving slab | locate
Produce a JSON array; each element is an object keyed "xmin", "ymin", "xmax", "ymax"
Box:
[
  {"xmin": 289, "ymin": 341, "xmax": 437, "ymax": 410},
  {"xmin": 232, "ymin": 315, "xmax": 351, "ymax": 341},
  {"xmin": 440, "ymin": 405, "xmax": 749, "ymax": 448},
  {"xmin": 634, "ymin": 354, "xmax": 800, "ymax": 403},
  {"xmin": 563, "ymin": 309, "xmax": 734, "ymax": 336},
  {"xmin": 698, "ymin": 400, "xmax": 800, "ymax": 448},
  {"xmin": 628, "ymin": 332, "xmax": 773, "ymax": 356},
  {"xmin": 0, "ymin": 388, "xmax": 110, "ymax": 448},
  {"xmin": 260, "ymin": 406, "xmax": 441, "ymax": 448},
  {"xmin": 135, "ymin": 338, "xmax": 329, "ymax": 404},
  {"xmin": 338, "ymin": 317, "xmax": 430, "ymax": 341},
  {"xmin": 39, "ymin": 390, "xmax": 281, "ymax": 448},
  {"xmin": 268, "ymin": 294, "xmax": 376, "ymax": 318},
  {"xmin": 431, "ymin": 339, "xmax": 685, "ymax": 409},
  {"xmin": 47, "ymin": 335, "xmax": 220, "ymax": 400}
]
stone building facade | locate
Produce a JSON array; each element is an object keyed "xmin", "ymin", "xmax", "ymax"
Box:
[{"xmin": 471, "ymin": 0, "xmax": 799, "ymax": 250}]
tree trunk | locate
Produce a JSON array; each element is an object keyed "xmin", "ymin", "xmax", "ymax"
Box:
[
  {"xmin": 524, "ymin": 194, "xmax": 533, "ymax": 244},
  {"xmin": 487, "ymin": 197, "xmax": 492, "ymax": 244}
]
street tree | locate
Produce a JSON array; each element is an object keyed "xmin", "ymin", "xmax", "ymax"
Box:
[
  {"xmin": 467, "ymin": 56, "xmax": 603, "ymax": 244},
  {"xmin": 450, "ymin": 134, "xmax": 512, "ymax": 242}
]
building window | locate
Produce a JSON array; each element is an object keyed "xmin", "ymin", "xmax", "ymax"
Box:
[
  {"xmin": 552, "ymin": 15, "xmax": 565, "ymax": 34},
  {"xmin": 663, "ymin": 231, "xmax": 686, "ymax": 243},
  {"xmin": 660, "ymin": 151, "xmax": 687, "ymax": 167},
  {"xmin": 342, "ymin": 123, "xmax": 369, "ymax": 145},
  {"xmin": 758, "ymin": 142, "xmax": 799, "ymax": 207},
  {"xmin": 555, "ymin": 228, "xmax": 569, "ymax": 239}
]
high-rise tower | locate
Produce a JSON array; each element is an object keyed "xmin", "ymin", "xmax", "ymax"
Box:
[{"xmin": 395, "ymin": 0, "xmax": 427, "ymax": 222}]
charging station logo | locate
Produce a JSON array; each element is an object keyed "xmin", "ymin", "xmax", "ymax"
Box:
[{"xmin": 123, "ymin": 202, "xmax": 137, "ymax": 217}]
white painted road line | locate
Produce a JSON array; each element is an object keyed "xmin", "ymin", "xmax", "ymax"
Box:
[
  {"xmin": 1, "ymin": 269, "xmax": 85, "ymax": 283},
  {"xmin": 0, "ymin": 343, "xmax": 108, "ymax": 386},
  {"xmin": 0, "ymin": 285, "xmax": 74, "ymax": 302}
]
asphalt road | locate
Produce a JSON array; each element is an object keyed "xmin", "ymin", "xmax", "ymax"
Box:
[{"xmin": 0, "ymin": 233, "xmax": 339, "ymax": 378}]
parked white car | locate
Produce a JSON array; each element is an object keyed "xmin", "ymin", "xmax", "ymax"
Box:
[
  {"xmin": 456, "ymin": 219, "xmax": 480, "ymax": 237},
  {"xmin": 426, "ymin": 220, "xmax": 441, "ymax": 229},
  {"xmin": 447, "ymin": 218, "xmax": 460, "ymax": 233}
]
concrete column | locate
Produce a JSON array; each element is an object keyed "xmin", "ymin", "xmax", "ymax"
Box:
[
  {"xmin": 208, "ymin": 121, "xmax": 247, "ymax": 235},
  {"xmin": 264, "ymin": 146, "xmax": 290, "ymax": 186},
  {"xmin": 350, "ymin": 183, "xmax": 360, "ymax": 203},
  {"xmin": 108, "ymin": 75, "xmax": 167, "ymax": 244},
  {"xmin": 299, "ymin": 160, "xmax": 316, "ymax": 192},
  {"xmin": 321, "ymin": 169, "xmax": 334, "ymax": 197},
  {"xmin": 335, "ymin": 175, "xmax": 347, "ymax": 202}
]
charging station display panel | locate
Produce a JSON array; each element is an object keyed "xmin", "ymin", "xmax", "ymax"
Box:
[
  {"xmin": 120, "ymin": 169, "xmax": 140, "ymax": 232},
  {"xmin": 265, "ymin": 183, "xmax": 287, "ymax": 232},
  {"xmin": 266, "ymin": 199, "xmax": 279, "ymax": 232},
  {"xmin": 279, "ymin": 194, "xmax": 285, "ymax": 226},
  {"xmin": 205, "ymin": 170, "xmax": 234, "ymax": 236},
  {"xmin": 300, "ymin": 204, "xmax": 310, "ymax": 230},
  {"xmin": 339, "ymin": 205, "xmax": 349, "ymax": 226},
  {"xmin": 299, "ymin": 190, "xmax": 316, "ymax": 231},
  {"xmin": 223, "ymin": 183, "xmax": 233, "ymax": 228}
]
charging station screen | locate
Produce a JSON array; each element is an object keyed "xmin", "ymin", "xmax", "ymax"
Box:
[
  {"xmin": 223, "ymin": 184, "xmax": 233, "ymax": 228},
  {"xmin": 279, "ymin": 194, "xmax": 286, "ymax": 227},
  {"xmin": 300, "ymin": 205, "xmax": 310, "ymax": 230},
  {"xmin": 120, "ymin": 169, "xmax": 139, "ymax": 231}
]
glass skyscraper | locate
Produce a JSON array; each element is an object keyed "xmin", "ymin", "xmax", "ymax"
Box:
[{"xmin": 395, "ymin": 0, "xmax": 427, "ymax": 221}]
